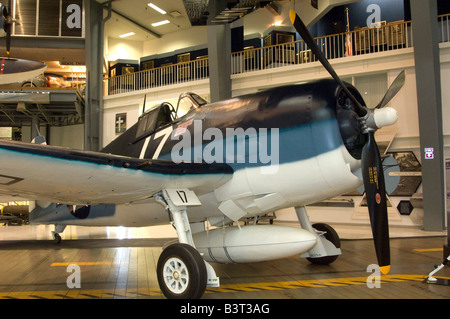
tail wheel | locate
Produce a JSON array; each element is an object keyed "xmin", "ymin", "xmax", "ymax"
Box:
[
  {"xmin": 157, "ymin": 243, "xmax": 207, "ymax": 299},
  {"xmin": 307, "ymin": 223, "xmax": 340, "ymax": 265}
]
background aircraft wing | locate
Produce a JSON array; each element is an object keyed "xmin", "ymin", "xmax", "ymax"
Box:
[{"xmin": 0, "ymin": 140, "xmax": 233, "ymax": 205}]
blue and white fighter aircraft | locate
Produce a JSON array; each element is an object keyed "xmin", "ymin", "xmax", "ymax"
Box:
[{"xmin": 0, "ymin": 10, "xmax": 405, "ymax": 299}]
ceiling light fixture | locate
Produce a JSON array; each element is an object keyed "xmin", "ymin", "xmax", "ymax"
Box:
[
  {"xmin": 148, "ymin": 3, "xmax": 166, "ymax": 15},
  {"xmin": 119, "ymin": 32, "xmax": 135, "ymax": 38},
  {"xmin": 151, "ymin": 20, "xmax": 170, "ymax": 27}
]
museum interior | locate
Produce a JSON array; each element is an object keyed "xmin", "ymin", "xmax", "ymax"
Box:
[{"xmin": 0, "ymin": 0, "xmax": 449, "ymax": 300}]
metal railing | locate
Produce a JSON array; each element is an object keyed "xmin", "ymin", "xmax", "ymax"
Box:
[
  {"xmin": 107, "ymin": 58, "xmax": 209, "ymax": 95},
  {"xmin": 104, "ymin": 14, "xmax": 450, "ymax": 96},
  {"xmin": 439, "ymin": 13, "xmax": 450, "ymax": 43},
  {"xmin": 231, "ymin": 19, "xmax": 413, "ymax": 74}
]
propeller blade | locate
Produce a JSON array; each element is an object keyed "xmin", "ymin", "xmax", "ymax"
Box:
[
  {"xmin": 289, "ymin": 9, "xmax": 392, "ymax": 273},
  {"xmin": 375, "ymin": 70, "xmax": 406, "ymax": 109},
  {"xmin": 289, "ymin": 10, "xmax": 367, "ymax": 117},
  {"xmin": 361, "ymin": 131, "xmax": 390, "ymax": 274},
  {"xmin": 5, "ymin": 23, "xmax": 10, "ymax": 57}
]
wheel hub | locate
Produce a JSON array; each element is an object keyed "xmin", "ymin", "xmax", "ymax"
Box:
[{"xmin": 163, "ymin": 257, "xmax": 190, "ymax": 294}]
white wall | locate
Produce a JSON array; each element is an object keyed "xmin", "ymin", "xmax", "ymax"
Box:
[
  {"xmin": 103, "ymin": 102, "xmax": 140, "ymax": 149},
  {"xmin": 107, "ymin": 37, "xmax": 144, "ymax": 62},
  {"xmin": 142, "ymin": 26, "xmax": 208, "ymax": 57},
  {"xmin": 21, "ymin": 124, "xmax": 84, "ymax": 150},
  {"xmin": 49, "ymin": 125, "xmax": 84, "ymax": 150}
]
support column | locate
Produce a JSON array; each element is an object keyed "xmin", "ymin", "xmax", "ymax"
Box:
[
  {"xmin": 84, "ymin": 0, "xmax": 103, "ymax": 151},
  {"xmin": 411, "ymin": 0, "xmax": 445, "ymax": 231},
  {"xmin": 207, "ymin": 23, "xmax": 232, "ymax": 103}
]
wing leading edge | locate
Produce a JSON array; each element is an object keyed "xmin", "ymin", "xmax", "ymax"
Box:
[{"xmin": 0, "ymin": 140, "xmax": 233, "ymax": 205}]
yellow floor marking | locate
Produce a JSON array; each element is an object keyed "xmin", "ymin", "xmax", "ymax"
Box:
[
  {"xmin": 0, "ymin": 274, "xmax": 448, "ymax": 299},
  {"xmin": 413, "ymin": 248, "xmax": 443, "ymax": 252},
  {"xmin": 207, "ymin": 274, "xmax": 425, "ymax": 294},
  {"xmin": 50, "ymin": 262, "xmax": 125, "ymax": 266}
]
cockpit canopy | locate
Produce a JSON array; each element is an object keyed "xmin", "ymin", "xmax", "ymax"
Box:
[{"xmin": 135, "ymin": 92, "xmax": 207, "ymax": 141}]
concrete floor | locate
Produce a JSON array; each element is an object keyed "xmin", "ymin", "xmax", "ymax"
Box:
[{"xmin": 0, "ymin": 224, "xmax": 448, "ymax": 301}]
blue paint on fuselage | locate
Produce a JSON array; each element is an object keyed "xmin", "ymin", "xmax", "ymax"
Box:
[{"xmin": 158, "ymin": 118, "xmax": 343, "ymax": 171}]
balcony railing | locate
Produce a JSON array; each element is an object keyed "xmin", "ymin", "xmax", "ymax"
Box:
[
  {"xmin": 104, "ymin": 14, "xmax": 450, "ymax": 96},
  {"xmin": 439, "ymin": 13, "xmax": 450, "ymax": 43},
  {"xmin": 231, "ymin": 19, "xmax": 413, "ymax": 74},
  {"xmin": 107, "ymin": 58, "xmax": 209, "ymax": 95}
]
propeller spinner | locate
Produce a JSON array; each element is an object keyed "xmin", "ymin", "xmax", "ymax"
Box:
[{"xmin": 290, "ymin": 10, "xmax": 405, "ymax": 274}]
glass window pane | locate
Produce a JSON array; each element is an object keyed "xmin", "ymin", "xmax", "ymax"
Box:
[
  {"xmin": 61, "ymin": 0, "xmax": 82, "ymax": 37},
  {"xmin": 38, "ymin": 0, "xmax": 60, "ymax": 36},
  {"xmin": 14, "ymin": 0, "xmax": 37, "ymax": 36}
]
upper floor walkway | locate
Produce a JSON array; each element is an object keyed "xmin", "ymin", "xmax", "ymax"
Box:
[{"xmin": 104, "ymin": 13, "xmax": 450, "ymax": 98}]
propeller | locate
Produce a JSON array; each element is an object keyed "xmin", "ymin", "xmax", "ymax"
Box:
[
  {"xmin": 290, "ymin": 10, "xmax": 405, "ymax": 274},
  {"xmin": 375, "ymin": 70, "xmax": 405, "ymax": 109}
]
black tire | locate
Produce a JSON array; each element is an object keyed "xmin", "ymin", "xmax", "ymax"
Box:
[
  {"xmin": 21, "ymin": 82, "xmax": 36, "ymax": 87},
  {"xmin": 306, "ymin": 223, "xmax": 340, "ymax": 265},
  {"xmin": 157, "ymin": 243, "xmax": 207, "ymax": 299},
  {"xmin": 54, "ymin": 233, "xmax": 62, "ymax": 244}
]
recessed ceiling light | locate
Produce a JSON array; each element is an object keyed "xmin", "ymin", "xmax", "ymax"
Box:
[
  {"xmin": 151, "ymin": 20, "xmax": 170, "ymax": 27},
  {"xmin": 119, "ymin": 32, "xmax": 135, "ymax": 38},
  {"xmin": 148, "ymin": 3, "xmax": 166, "ymax": 15},
  {"xmin": 169, "ymin": 11, "xmax": 181, "ymax": 18}
]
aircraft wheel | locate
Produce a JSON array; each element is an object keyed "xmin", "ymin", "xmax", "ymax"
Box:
[
  {"xmin": 307, "ymin": 223, "xmax": 340, "ymax": 265},
  {"xmin": 157, "ymin": 243, "xmax": 207, "ymax": 299},
  {"xmin": 53, "ymin": 233, "xmax": 62, "ymax": 244}
]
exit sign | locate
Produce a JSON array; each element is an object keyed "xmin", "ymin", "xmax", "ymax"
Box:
[{"xmin": 424, "ymin": 148, "xmax": 434, "ymax": 159}]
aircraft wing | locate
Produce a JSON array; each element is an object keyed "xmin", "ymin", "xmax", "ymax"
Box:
[
  {"xmin": 0, "ymin": 140, "xmax": 233, "ymax": 205},
  {"xmin": 0, "ymin": 58, "xmax": 47, "ymax": 85}
]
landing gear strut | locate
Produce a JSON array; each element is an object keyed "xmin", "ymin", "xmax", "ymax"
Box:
[
  {"xmin": 295, "ymin": 206, "xmax": 341, "ymax": 265},
  {"xmin": 154, "ymin": 189, "xmax": 219, "ymax": 299}
]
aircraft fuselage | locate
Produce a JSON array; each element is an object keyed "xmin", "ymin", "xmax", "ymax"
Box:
[{"xmin": 31, "ymin": 79, "xmax": 366, "ymax": 227}]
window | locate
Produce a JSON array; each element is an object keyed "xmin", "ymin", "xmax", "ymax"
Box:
[
  {"xmin": 14, "ymin": 0, "xmax": 37, "ymax": 35},
  {"xmin": 135, "ymin": 107, "xmax": 160, "ymax": 140},
  {"xmin": 135, "ymin": 103, "xmax": 175, "ymax": 141},
  {"xmin": 177, "ymin": 53, "xmax": 190, "ymax": 63},
  {"xmin": 142, "ymin": 61, "xmax": 155, "ymax": 70},
  {"xmin": 12, "ymin": 0, "xmax": 83, "ymax": 37},
  {"xmin": 61, "ymin": 0, "xmax": 82, "ymax": 37},
  {"xmin": 175, "ymin": 93, "xmax": 207, "ymax": 119},
  {"xmin": 38, "ymin": 0, "xmax": 59, "ymax": 36},
  {"xmin": 176, "ymin": 97, "xmax": 195, "ymax": 118}
]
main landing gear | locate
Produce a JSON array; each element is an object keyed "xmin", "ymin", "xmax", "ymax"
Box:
[
  {"xmin": 295, "ymin": 206, "xmax": 341, "ymax": 265},
  {"xmin": 154, "ymin": 189, "xmax": 219, "ymax": 299},
  {"xmin": 157, "ymin": 243, "xmax": 207, "ymax": 299}
]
